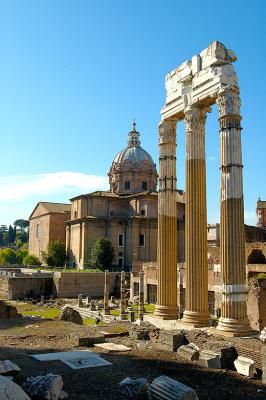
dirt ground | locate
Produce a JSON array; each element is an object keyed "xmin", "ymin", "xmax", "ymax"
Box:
[{"xmin": 0, "ymin": 315, "xmax": 266, "ymax": 400}]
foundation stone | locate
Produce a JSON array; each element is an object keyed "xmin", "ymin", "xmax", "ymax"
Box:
[
  {"xmin": 158, "ymin": 330, "xmax": 188, "ymax": 351},
  {"xmin": 199, "ymin": 350, "xmax": 221, "ymax": 369}
]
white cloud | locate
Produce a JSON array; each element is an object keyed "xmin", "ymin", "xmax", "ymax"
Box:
[
  {"xmin": 0, "ymin": 171, "xmax": 109, "ymax": 202},
  {"xmin": 207, "ymin": 156, "xmax": 216, "ymax": 161}
]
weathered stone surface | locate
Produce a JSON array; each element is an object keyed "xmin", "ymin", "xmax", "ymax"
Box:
[
  {"xmin": 0, "ymin": 359, "xmax": 21, "ymax": 376},
  {"xmin": 176, "ymin": 343, "xmax": 199, "ymax": 361},
  {"xmin": 22, "ymin": 373, "xmax": 63, "ymax": 399},
  {"xmin": 100, "ymin": 330, "xmax": 129, "ymax": 338},
  {"xmin": 0, "ymin": 375, "xmax": 31, "ymax": 400},
  {"xmin": 234, "ymin": 356, "xmax": 256, "ymax": 378},
  {"xmin": 148, "ymin": 375, "xmax": 199, "ymax": 400},
  {"xmin": 205, "ymin": 341, "xmax": 238, "ymax": 370},
  {"xmin": 69, "ymin": 333, "xmax": 105, "ymax": 347},
  {"xmin": 0, "ymin": 300, "xmax": 21, "ymax": 319},
  {"xmin": 94, "ymin": 343, "xmax": 131, "ymax": 352},
  {"xmin": 158, "ymin": 330, "xmax": 188, "ymax": 351},
  {"xmin": 262, "ymin": 346, "xmax": 266, "ymax": 384},
  {"xmin": 118, "ymin": 377, "xmax": 148, "ymax": 398},
  {"xmin": 60, "ymin": 307, "xmax": 83, "ymax": 325},
  {"xmin": 199, "ymin": 350, "xmax": 221, "ymax": 369},
  {"xmin": 259, "ymin": 327, "xmax": 266, "ymax": 343}
]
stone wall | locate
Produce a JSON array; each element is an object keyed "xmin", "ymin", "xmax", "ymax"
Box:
[
  {"xmin": 53, "ymin": 271, "xmax": 119, "ymax": 298},
  {"xmin": 0, "ymin": 275, "xmax": 53, "ymax": 300},
  {"xmin": 247, "ymin": 277, "xmax": 266, "ymax": 331}
]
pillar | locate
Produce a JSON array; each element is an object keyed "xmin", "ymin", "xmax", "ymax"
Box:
[
  {"xmin": 154, "ymin": 119, "xmax": 178, "ymax": 319},
  {"xmin": 182, "ymin": 106, "xmax": 210, "ymax": 327},
  {"xmin": 103, "ymin": 270, "xmax": 110, "ymax": 315},
  {"xmin": 216, "ymin": 88, "xmax": 251, "ymax": 334},
  {"xmin": 120, "ymin": 271, "xmax": 127, "ymax": 320},
  {"xmin": 138, "ymin": 271, "xmax": 144, "ymax": 320}
]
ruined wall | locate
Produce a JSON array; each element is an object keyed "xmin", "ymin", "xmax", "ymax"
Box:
[
  {"xmin": 53, "ymin": 271, "xmax": 119, "ymax": 298},
  {"xmin": 247, "ymin": 277, "xmax": 266, "ymax": 331},
  {"xmin": 0, "ymin": 276, "xmax": 53, "ymax": 299}
]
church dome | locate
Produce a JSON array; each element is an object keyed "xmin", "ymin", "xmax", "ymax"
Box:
[{"xmin": 109, "ymin": 122, "xmax": 157, "ymax": 194}]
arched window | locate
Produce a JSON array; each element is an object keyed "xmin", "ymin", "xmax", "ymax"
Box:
[{"xmin": 247, "ymin": 249, "xmax": 266, "ymax": 264}]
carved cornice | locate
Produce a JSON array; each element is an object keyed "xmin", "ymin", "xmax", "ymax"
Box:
[
  {"xmin": 217, "ymin": 88, "xmax": 240, "ymax": 117},
  {"xmin": 158, "ymin": 120, "xmax": 176, "ymax": 145}
]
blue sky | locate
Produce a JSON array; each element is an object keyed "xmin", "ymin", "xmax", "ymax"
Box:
[{"xmin": 0, "ymin": 0, "xmax": 265, "ymax": 226}]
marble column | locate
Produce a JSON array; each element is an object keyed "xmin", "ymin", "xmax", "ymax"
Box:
[
  {"xmin": 216, "ymin": 88, "xmax": 251, "ymax": 335},
  {"xmin": 120, "ymin": 271, "xmax": 127, "ymax": 320},
  {"xmin": 138, "ymin": 271, "xmax": 144, "ymax": 320},
  {"xmin": 182, "ymin": 106, "xmax": 210, "ymax": 327},
  {"xmin": 103, "ymin": 270, "xmax": 110, "ymax": 315},
  {"xmin": 154, "ymin": 119, "xmax": 178, "ymax": 319}
]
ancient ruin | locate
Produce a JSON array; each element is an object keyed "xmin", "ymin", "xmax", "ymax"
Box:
[{"xmin": 155, "ymin": 41, "xmax": 252, "ymax": 335}]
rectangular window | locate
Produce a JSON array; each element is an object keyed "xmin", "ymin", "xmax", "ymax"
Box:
[
  {"xmin": 118, "ymin": 233, "xmax": 124, "ymax": 247},
  {"xmin": 36, "ymin": 224, "xmax": 40, "ymax": 239},
  {"xmin": 140, "ymin": 209, "xmax": 146, "ymax": 216},
  {"xmin": 142, "ymin": 181, "xmax": 147, "ymax": 191},
  {"xmin": 125, "ymin": 181, "xmax": 130, "ymax": 190},
  {"xmin": 118, "ymin": 257, "xmax": 124, "ymax": 268},
  {"xmin": 139, "ymin": 233, "xmax": 145, "ymax": 247}
]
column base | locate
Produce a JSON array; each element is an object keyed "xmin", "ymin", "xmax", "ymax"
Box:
[
  {"xmin": 216, "ymin": 317, "xmax": 254, "ymax": 337},
  {"xmin": 154, "ymin": 305, "xmax": 178, "ymax": 320},
  {"xmin": 182, "ymin": 310, "xmax": 210, "ymax": 328}
]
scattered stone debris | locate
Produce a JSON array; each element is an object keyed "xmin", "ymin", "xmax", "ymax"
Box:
[
  {"xmin": 205, "ymin": 341, "xmax": 238, "ymax": 370},
  {"xmin": 0, "ymin": 375, "xmax": 31, "ymax": 400},
  {"xmin": 0, "ymin": 359, "xmax": 21, "ymax": 376},
  {"xmin": 22, "ymin": 373, "xmax": 64, "ymax": 400},
  {"xmin": 176, "ymin": 343, "xmax": 199, "ymax": 361},
  {"xmin": 94, "ymin": 343, "xmax": 131, "ymax": 352},
  {"xmin": 148, "ymin": 375, "xmax": 199, "ymax": 400},
  {"xmin": 69, "ymin": 332, "xmax": 105, "ymax": 347},
  {"xmin": 60, "ymin": 307, "xmax": 83, "ymax": 325},
  {"xmin": 0, "ymin": 300, "xmax": 21, "ymax": 319},
  {"xmin": 234, "ymin": 356, "xmax": 256, "ymax": 378},
  {"xmin": 100, "ymin": 330, "xmax": 129, "ymax": 338},
  {"xmin": 158, "ymin": 330, "xmax": 188, "ymax": 351},
  {"xmin": 259, "ymin": 327, "xmax": 266, "ymax": 343},
  {"xmin": 118, "ymin": 377, "xmax": 149, "ymax": 398},
  {"xmin": 199, "ymin": 350, "xmax": 221, "ymax": 369}
]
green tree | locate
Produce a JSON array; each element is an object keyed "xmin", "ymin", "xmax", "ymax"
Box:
[
  {"xmin": 88, "ymin": 237, "xmax": 115, "ymax": 271},
  {"xmin": 16, "ymin": 248, "xmax": 28, "ymax": 264},
  {"xmin": 8, "ymin": 225, "xmax": 14, "ymax": 244},
  {"xmin": 23, "ymin": 254, "xmax": 41, "ymax": 266},
  {"xmin": 0, "ymin": 248, "xmax": 17, "ymax": 264},
  {"xmin": 41, "ymin": 240, "xmax": 67, "ymax": 268}
]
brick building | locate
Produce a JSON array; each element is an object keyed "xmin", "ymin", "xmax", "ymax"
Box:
[
  {"xmin": 66, "ymin": 123, "xmax": 185, "ymax": 269},
  {"xmin": 29, "ymin": 202, "xmax": 71, "ymax": 260},
  {"xmin": 257, "ymin": 198, "xmax": 266, "ymax": 229}
]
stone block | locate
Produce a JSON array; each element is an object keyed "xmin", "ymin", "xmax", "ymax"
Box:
[
  {"xmin": 148, "ymin": 375, "xmax": 199, "ymax": 400},
  {"xmin": 206, "ymin": 341, "xmax": 238, "ymax": 370},
  {"xmin": 234, "ymin": 356, "xmax": 256, "ymax": 378},
  {"xmin": 259, "ymin": 327, "xmax": 266, "ymax": 343},
  {"xmin": 158, "ymin": 330, "xmax": 188, "ymax": 352},
  {"xmin": 100, "ymin": 330, "xmax": 129, "ymax": 338},
  {"xmin": 262, "ymin": 346, "xmax": 266, "ymax": 384},
  {"xmin": 22, "ymin": 373, "xmax": 63, "ymax": 400},
  {"xmin": 199, "ymin": 350, "xmax": 221, "ymax": 369},
  {"xmin": 0, "ymin": 375, "xmax": 31, "ymax": 400},
  {"xmin": 69, "ymin": 333, "xmax": 105, "ymax": 347},
  {"xmin": 0, "ymin": 360, "xmax": 21, "ymax": 376},
  {"xmin": 176, "ymin": 343, "xmax": 199, "ymax": 361},
  {"xmin": 118, "ymin": 377, "xmax": 148, "ymax": 398},
  {"xmin": 94, "ymin": 343, "xmax": 131, "ymax": 352}
]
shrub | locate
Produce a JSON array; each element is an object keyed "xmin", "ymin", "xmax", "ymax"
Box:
[
  {"xmin": 23, "ymin": 254, "xmax": 41, "ymax": 266},
  {"xmin": 41, "ymin": 239, "xmax": 67, "ymax": 268},
  {"xmin": 88, "ymin": 237, "xmax": 115, "ymax": 271},
  {"xmin": 0, "ymin": 248, "xmax": 17, "ymax": 264}
]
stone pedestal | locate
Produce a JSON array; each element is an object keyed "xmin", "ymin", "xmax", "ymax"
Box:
[
  {"xmin": 182, "ymin": 107, "xmax": 210, "ymax": 327},
  {"xmin": 216, "ymin": 89, "xmax": 252, "ymax": 335},
  {"xmin": 120, "ymin": 271, "xmax": 127, "ymax": 320},
  {"xmin": 103, "ymin": 270, "xmax": 110, "ymax": 315},
  {"xmin": 154, "ymin": 120, "xmax": 178, "ymax": 320},
  {"xmin": 77, "ymin": 294, "xmax": 83, "ymax": 308},
  {"xmin": 138, "ymin": 271, "xmax": 144, "ymax": 321}
]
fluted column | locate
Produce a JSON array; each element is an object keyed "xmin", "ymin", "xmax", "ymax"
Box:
[
  {"xmin": 182, "ymin": 106, "xmax": 210, "ymax": 327},
  {"xmin": 103, "ymin": 270, "xmax": 110, "ymax": 315},
  {"xmin": 216, "ymin": 88, "xmax": 251, "ymax": 335},
  {"xmin": 154, "ymin": 119, "xmax": 178, "ymax": 319},
  {"xmin": 138, "ymin": 271, "xmax": 144, "ymax": 320}
]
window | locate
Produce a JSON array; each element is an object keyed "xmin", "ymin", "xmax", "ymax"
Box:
[
  {"xmin": 118, "ymin": 257, "xmax": 124, "ymax": 268},
  {"xmin": 109, "ymin": 210, "xmax": 115, "ymax": 216},
  {"xmin": 36, "ymin": 224, "xmax": 40, "ymax": 239},
  {"xmin": 74, "ymin": 211, "xmax": 78, "ymax": 219},
  {"xmin": 139, "ymin": 233, "xmax": 145, "ymax": 247},
  {"xmin": 118, "ymin": 233, "xmax": 124, "ymax": 247},
  {"xmin": 140, "ymin": 209, "xmax": 146, "ymax": 217},
  {"xmin": 142, "ymin": 181, "xmax": 147, "ymax": 191},
  {"xmin": 124, "ymin": 181, "xmax": 131, "ymax": 190}
]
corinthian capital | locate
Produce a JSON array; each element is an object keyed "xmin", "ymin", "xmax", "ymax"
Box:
[
  {"xmin": 217, "ymin": 89, "xmax": 240, "ymax": 117},
  {"xmin": 184, "ymin": 107, "xmax": 208, "ymax": 133},
  {"xmin": 158, "ymin": 120, "xmax": 176, "ymax": 145}
]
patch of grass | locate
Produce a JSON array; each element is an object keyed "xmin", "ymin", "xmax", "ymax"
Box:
[
  {"xmin": 110, "ymin": 309, "xmax": 120, "ymax": 316},
  {"xmin": 132, "ymin": 303, "xmax": 155, "ymax": 313},
  {"xmin": 83, "ymin": 318, "xmax": 105, "ymax": 326},
  {"xmin": 8, "ymin": 302, "xmax": 61, "ymax": 319}
]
